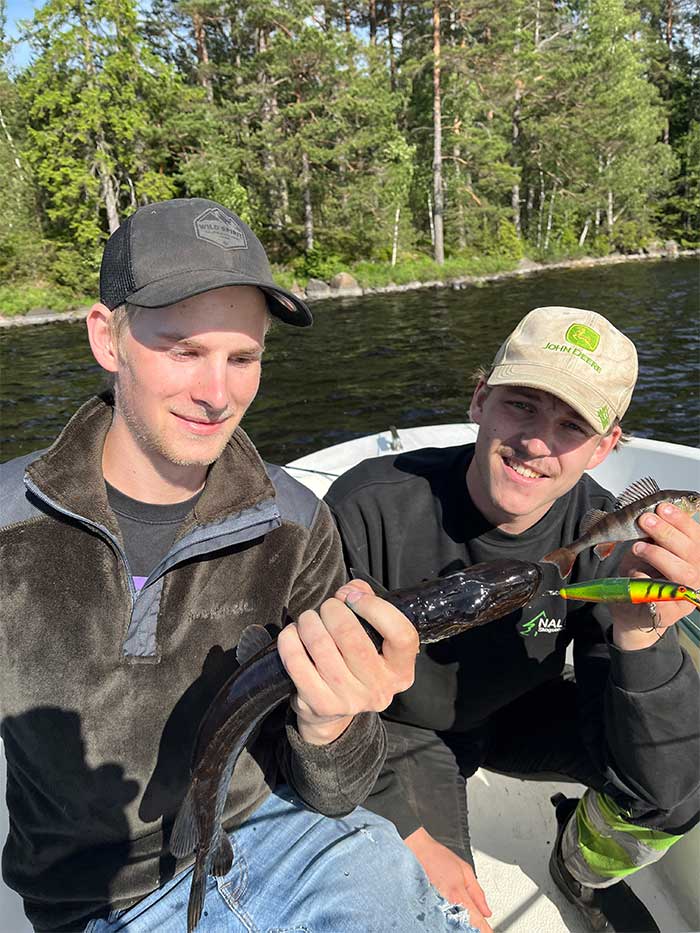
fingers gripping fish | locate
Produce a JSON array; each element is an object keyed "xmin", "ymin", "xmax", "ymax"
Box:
[
  {"xmin": 170, "ymin": 559, "xmax": 543, "ymax": 932},
  {"xmin": 542, "ymin": 478, "xmax": 700, "ymax": 578}
]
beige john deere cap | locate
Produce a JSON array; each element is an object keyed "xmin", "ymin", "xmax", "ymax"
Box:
[{"xmin": 487, "ymin": 306, "xmax": 638, "ymax": 433}]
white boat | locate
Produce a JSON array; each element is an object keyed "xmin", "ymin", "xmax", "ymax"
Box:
[
  {"xmin": 286, "ymin": 423, "xmax": 700, "ymax": 933},
  {"xmin": 2, "ymin": 425, "xmax": 698, "ymax": 932}
]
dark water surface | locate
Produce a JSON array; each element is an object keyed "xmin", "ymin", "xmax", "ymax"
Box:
[{"xmin": 1, "ymin": 258, "xmax": 698, "ymax": 465}]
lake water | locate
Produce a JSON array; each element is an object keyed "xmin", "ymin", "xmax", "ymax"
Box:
[{"xmin": 1, "ymin": 257, "xmax": 698, "ymax": 465}]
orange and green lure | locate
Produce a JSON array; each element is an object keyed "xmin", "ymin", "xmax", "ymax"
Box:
[{"xmin": 554, "ymin": 578, "xmax": 700, "ymax": 608}]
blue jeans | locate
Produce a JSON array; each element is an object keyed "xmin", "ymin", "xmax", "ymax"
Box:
[{"xmin": 85, "ymin": 786, "xmax": 477, "ymax": 932}]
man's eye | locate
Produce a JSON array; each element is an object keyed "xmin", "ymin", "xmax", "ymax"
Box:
[
  {"xmin": 171, "ymin": 348, "xmax": 196, "ymax": 359},
  {"xmin": 509, "ymin": 400, "xmax": 532, "ymax": 412},
  {"xmin": 564, "ymin": 421, "xmax": 586, "ymax": 434}
]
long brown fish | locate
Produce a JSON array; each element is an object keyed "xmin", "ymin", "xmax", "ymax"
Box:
[
  {"xmin": 170, "ymin": 559, "xmax": 543, "ymax": 932},
  {"xmin": 543, "ymin": 478, "xmax": 700, "ymax": 578}
]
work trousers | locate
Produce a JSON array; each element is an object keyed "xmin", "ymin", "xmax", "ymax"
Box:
[{"xmin": 366, "ymin": 673, "xmax": 696, "ymax": 889}]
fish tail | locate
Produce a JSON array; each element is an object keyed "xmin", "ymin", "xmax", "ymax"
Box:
[
  {"xmin": 541, "ymin": 547, "xmax": 577, "ymax": 578},
  {"xmin": 187, "ymin": 861, "xmax": 207, "ymax": 933}
]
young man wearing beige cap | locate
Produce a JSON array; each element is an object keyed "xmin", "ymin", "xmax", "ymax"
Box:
[
  {"xmin": 325, "ymin": 306, "xmax": 700, "ymax": 933},
  {"xmin": 0, "ymin": 199, "xmax": 478, "ymax": 933}
]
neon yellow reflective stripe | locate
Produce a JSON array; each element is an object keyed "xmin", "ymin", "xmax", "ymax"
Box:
[
  {"xmin": 596, "ymin": 793, "xmax": 683, "ymax": 852},
  {"xmin": 577, "ymin": 793, "xmax": 683, "ymax": 880}
]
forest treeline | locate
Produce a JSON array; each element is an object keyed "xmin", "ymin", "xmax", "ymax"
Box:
[{"xmin": 1, "ymin": 0, "xmax": 699, "ymax": 308}]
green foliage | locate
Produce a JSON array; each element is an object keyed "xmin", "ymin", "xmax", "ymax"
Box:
[
  {"xmin": 351, "ymin": 253, "xmax": 517, "ymax": 288},
  {"xmin": 0, "ymin": 283, "xmax": 90, "ymax": 316},
  {"xmin": 0, "ymin": 0, "xmax": 697, "ymax": 307},
  {"xmin": 291, "ymin": 248, "xmax": 344, "ymax": 281}
]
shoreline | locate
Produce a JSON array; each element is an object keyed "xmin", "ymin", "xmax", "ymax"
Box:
[{"xmin": 1, "ymin": 248, "xmax": 697, "ymax": 329}]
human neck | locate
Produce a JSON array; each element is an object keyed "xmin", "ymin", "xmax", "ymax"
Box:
[{"xmin": 102, "ymin": 420, "xmax": 207, "ymax": 505}]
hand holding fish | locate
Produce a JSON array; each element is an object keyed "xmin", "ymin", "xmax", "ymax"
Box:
[
  {"xmin": 612, "ymin": 502, "xmax": 700, "ymax": 650},
  {"xmin": 277, "ymin": 580, "xmax": 419, "ymax": 745}
]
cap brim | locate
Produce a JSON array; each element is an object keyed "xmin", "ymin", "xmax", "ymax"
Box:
[
  {"xmin": 125, "ymin": 269, "xmax": 313, "ymax": 327},
  {"xmin": 487, "ymin": 363, "xmax": 616, "ymax": 433}
]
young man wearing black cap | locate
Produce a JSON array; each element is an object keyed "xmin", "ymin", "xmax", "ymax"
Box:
[
  {"xmin": 325, "ymin": 306, "xmax": 700, "ymax": 933},
  {"xmin": 0, "ymin": 199, "xmax": 479, "ymax": 933}
]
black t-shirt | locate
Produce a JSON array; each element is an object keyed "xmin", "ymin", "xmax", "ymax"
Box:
[
  {"xmin": 105, "ymin": 481, "xmax": 202, "ymax": 590},
  {"xmin": 325, "ymin": 443, "xmax": 621, "ymax": 732}
]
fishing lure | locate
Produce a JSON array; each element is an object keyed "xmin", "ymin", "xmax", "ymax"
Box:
[{"xmin": 552, "ymin": 577, "xmax": 700, "ymax": 609}]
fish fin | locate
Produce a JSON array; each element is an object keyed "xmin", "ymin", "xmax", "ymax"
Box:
[
  {"xmin": 541, "ymin": 548, "xmax": 577, "ymax": 578},
  {"xmin": 593, "ymin": 541, "xmax": 616, "ymax": 560},
  {"xmin": 187, "ymin": 863, "xmax": 206, "ymax": 933},
  {"xmin": 211, "ymin": 828, "xmax": 234, "ymax": 877},
  {"xmin": 236, "ymin": 624, "xmax": 273, "ymax": 664},
  {"xmin": 615, "ymin": 477, "xmax": 660, "ymax": 509},
  {"xmin": 579, "ymin": 509, "xmax": 608, "ymax": 535},
  {"xmin": 170, "ymin": 785, "xmax": 199, "ymax": 857},
  {"xmin": 348, "ymin": 566, "xmax": 390, "ymax": 596}
]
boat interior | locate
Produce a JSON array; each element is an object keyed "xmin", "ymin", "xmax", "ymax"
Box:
[{"xmin": 2, "ymin": 423, "xmax": 698, "ymax": 932}]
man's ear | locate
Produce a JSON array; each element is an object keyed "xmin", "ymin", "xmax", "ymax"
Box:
[
  {"xmin": 86, "ymin": 303, "xmax": 119, "ymax": 374},
  {"xmin": 586, "ymin": 424, "xmax": 622, "ymax": 470},
  {"xmin": 469, "ymin": 379, "xmax": 490, "ymax": 425}
]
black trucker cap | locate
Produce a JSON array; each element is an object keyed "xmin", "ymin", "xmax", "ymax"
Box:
[{"xmin": 99, "ymin": 198, "xmax": 312, "ymax": 326}]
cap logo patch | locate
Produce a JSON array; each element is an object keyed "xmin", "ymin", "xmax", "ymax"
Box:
[
  {"xmin": 194, "ymin": 208, "xmax": 248, "ymax": 250},
  {"xmin": 566, "ymin": 324, "xmax": 600, "ymax": 352},
  {"xmin": 597, "ymin": 405, "xmax": 611, "ymax": 431}
]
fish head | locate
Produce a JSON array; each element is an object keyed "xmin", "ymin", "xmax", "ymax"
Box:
[
  {"xmin": 397, "ymin": 559, "xmax": 543, "ymax": 644},
  {"xmin": 677, "ymin": 491, "xmax": 700, "ymax": 515}
]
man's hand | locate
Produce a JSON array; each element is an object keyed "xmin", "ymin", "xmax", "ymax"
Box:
[
  {"xmin": 405, "ymin": 827, "xmax": 493, "ymax": 932},
  {"xmin": 612, "ymin": 502, "xmax": 700, "ymax": 651},
  {"xmin": 277, "ymin": 579, "xmax": 419, "ymax": 745}
]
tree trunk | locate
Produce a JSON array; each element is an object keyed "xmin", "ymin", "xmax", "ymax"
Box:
[
  {"xmin": 578, "ymin": 218, "xmax": 590, "ymax": 247},
  {"xmin": 0, "ymin": 106, "xmax": 24, "ymax": 175},
  {"xmin": 81, "ymin": 21, "xmax": 120, "ymax": 232},
  {"xmin": 662, "ymin": 0, "xmax": 674, "ymax": 145},
  {"xmin": 543, "ymin": 181, "xmax": 557, "ymax": 252},
  {"xmin": 454, "ymin": 141, "xmax": 466, "ymax": 249},
  {"xmin": 97, "ymin": 138, "xmax": 120, "ymax": 233},
  {"xmin": 369, "ymin": 0, "xmax": 377, "ymax": 45},
  {"xmin": 432, "ymin": 0, "xmax": 444, "ymax": 264},
  {"xmin": 302, "ymin": 151, "xmax": 314, "ymax": 251},
  {"xmin": 386, "ymin": 1, "xmax": 397, "ymax": 92},
  {"xmin": 536, "ymin": 168, "xmax": 545, "ymax": 249},
  {"xmin": 511, "ymin": 17, "xmax": 522, "ymax": 236},
  {"xmin": 511, "ymin": 80, "xmax": 522, "ymax": 236},
  {"xmin": 192, "ymin": 12, "xmax": 214, "ymax": 104},
  {"xmin": 392, "ymin": 206, "xmax": 400, "ymax": 266}
]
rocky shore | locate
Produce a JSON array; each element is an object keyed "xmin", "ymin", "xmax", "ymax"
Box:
[{"xmin": 1, "ymin": 245, "xmax": 696, "ymax": 329}]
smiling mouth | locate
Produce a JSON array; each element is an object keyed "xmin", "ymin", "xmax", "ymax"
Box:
[{"xmin": 503, "ymin": 456, "xmax": 547, "ymax": 480}]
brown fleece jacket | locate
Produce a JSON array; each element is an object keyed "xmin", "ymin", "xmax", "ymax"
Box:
[{"xmin": 0, "ymin": 396, "xmax": 386, "ymax": 932}]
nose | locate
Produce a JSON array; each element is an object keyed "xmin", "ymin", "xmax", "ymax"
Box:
[
  {"xmin": 192, "ymin": 360, "xmax": 229, "ymax": 414},
  {"xmin": 521, "ymin": 434, "xmax": 552, "ymax": 457},
  {"xmin": 518, "ymin": 416, "xmax": 555, "ymax": 457}
]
